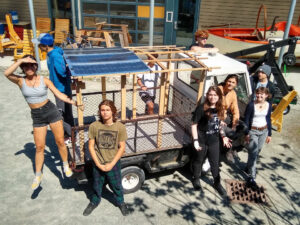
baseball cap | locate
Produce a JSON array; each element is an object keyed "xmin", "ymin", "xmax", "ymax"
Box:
[{"xmin": 37, "ymin": 33, "xmax": 54, "ymax": 46}]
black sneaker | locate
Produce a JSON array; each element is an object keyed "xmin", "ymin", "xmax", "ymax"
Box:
[
  {"xmin": 226, "ymin": 150, "xmax": 235, "ymax": 163},
  {"xmin": 119, "ymin": 203, "xmax": 130, "ymax": 216},
  {"xmin": 192, "ymin": 178, "xmax": 201, "ymax": 190},
  {"xmin": 246, "ymin": 178, "xmax": 259, "ymax": 191},
  {"xmin": 83, "ymin": 202, "xmax": 98, "ymax": 216},
  {"xmin": 213, "ymin": 182, "xmax": 227, "ymax": 197}
]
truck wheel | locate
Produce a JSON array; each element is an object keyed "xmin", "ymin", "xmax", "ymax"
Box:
[
  {"xmin": 121, "ymin": 166, "xmax": 145, "ymax": 194},
  {"xmin": 283, "ymin": 105, "xmax": 290, "ymax": 115}
]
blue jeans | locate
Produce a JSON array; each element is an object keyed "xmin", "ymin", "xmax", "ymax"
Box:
[{"xmin": 246, "ymin": 128, "xmax": 268, "ymax": 179}]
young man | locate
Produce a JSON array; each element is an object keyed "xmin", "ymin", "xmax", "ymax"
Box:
[
  {"xmin": 38, "ymin": 33, "xmax": 74, "ymax": 141},
  {"xmin": 250, "ymin": 64, "xmax": 275, "ymax": 104},
  {"xmin": 137, "ymin": 54, "xmax": 161, "ymax": 115},
  {"xmin": 189, "ymin": 29, "xmax": 219, "ymax": 54},
  {"xmin": 83, "ymin": 100, "xmax": 129, "ymax": 216}
]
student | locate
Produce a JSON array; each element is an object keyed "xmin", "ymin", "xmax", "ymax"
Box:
[
  {"xmin": 38, "ymin": 33, "xmax": 74, "ymax": 142},
  {"xmin": 83, "ymin": 100, "xmax": 129, "ymax": 216},
  {"xmin": 4, "ymin": 55, "xmax": 79, "ymax": 190},
  {"xmin": 244, "ymin": 87, "xmax": 272, "ymax": 190},
  {"xmin": 250, "ymin": 64, "xmax": 275, "ymax": 104},
  {"xmin": 189, "ymin": 29, "xmax": 219, "ymax": 53},
  {"xmin": 137, "ymin": 53, "xmax": 161, "ymax": 115},
  {"xmin": 191, "ymin": 86, "xmax": 232, "ymax": 196}
]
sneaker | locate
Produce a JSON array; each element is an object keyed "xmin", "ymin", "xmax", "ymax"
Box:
[
  {"xmin": 246, "ymin": 178, "xmax": 259, "ymax": 191},
  {"xmin": 83, "ymin": 202, "xmax": 98, "ymax": 216},
  {"xmin": 31, "ymin": 174, "xmax": 43, "ymax": 190},
  {"xmin": 64, "ymin": 137, "xmax": 72, "ymax": 147},
  {"xmin": 192, "ymin": 178, "xmax": 201, "ymax": 190},
  {"xmin": 119, "ymin": 203, "xmax": 130, "ymax": 216},
  {"xmin": 63, "ymin": 165, "xmax": 73, "ymax": 177}
]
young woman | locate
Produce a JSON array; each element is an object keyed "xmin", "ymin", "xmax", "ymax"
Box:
[
  {"xmin": 4, "ymin": 55, "xmax": 80, "ymax": 190},
  {"xmin": 189, "ymin": 29, "xmax": 219, "ymax": 53},
  {"xmin": 83, "ymin": 100, "xmax": 129, "ymax": 216},
  {"xmin": 244, "ymin": 87, "xmax": 272, "ymax": 189},
  {"xmin": 191, "ymin": 86, "xmax": 232, "ymax": 196}
]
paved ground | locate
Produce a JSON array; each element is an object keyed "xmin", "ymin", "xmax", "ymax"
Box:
[{"xmin": 0, "ymin": 56, "xmax": 299, "ymax": 225}]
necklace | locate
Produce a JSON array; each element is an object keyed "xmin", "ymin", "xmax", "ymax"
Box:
[{"xmin": 26, "ymin": 76, "xmax": 37, "ymax": 88}]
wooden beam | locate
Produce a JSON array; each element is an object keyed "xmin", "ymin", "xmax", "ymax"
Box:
[
  {"xmin": 132, "ymin": 75, "xmax": 137, "ymax": 119},
  {"xmin": 163, "ymin": 53, "xmax": 172, "ymax": 114},
  {"xmin": 121, "ymin": 75, "xmax": 127, "ymax": 120},
  {"xmin": 101, "ymin": 77, "xmax": 106, "ymax": 100},
  {"xmin": 156, "ymin": 73, "xmax": 166, "ymax": 148}
]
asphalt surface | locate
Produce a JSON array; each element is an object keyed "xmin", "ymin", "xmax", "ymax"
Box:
[{"xmin": 0, "ymin": 56, "xmax": 299, "ymax": 225}]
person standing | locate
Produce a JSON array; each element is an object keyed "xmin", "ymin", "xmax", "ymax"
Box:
[
  {"xmin": 191, "ymin": 86, "xmax": 232, "ymax": 196},
  {"xmin": 4, "ymin": 55, "xmax": 79, "ymax": 190},
  {"xmin": 189, "ymin": 29, "xmax": 219, "ymax": 53},
  {"xmin": 244, "ymin": 87, "xmax": 272, "ymax": 190},
  {"xmin": 83, "ymin": 100, "xmax": 129, "ymax": 216},
  {"xmin": 137, "ymin": 53, "xmax": 161, "ymax": 115},
  {"xmin": 38, "ymin": 33, "xmax": 74, "ymax": 142}
]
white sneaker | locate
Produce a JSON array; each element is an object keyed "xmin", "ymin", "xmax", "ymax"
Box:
[
  {"xmin": 31, "ymin": 174, "xmax": 43, "ymax": 190},
  {"xmin": 64, "ymin": 165, "xmax": 73, "ymax": 177}
]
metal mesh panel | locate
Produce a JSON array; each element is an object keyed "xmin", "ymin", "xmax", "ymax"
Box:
[{"xmin": 70, "ymin": 85, "xmax": 195, "ymax": 165}]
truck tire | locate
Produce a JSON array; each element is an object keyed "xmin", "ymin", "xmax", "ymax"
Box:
[
  {"xmin": 121, "ymin": 166, "xmax": 145, "ymax": 194},
  {"xmin": 283, "ymin": 105, "xmax": 290, "ymax": 115}
]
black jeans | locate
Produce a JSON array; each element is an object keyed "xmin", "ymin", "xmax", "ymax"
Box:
[
  {"xmin": 55, "ymin": 96, "xmax": 74, "ymax": 137},
  {"xmin": 192, "ymin": 132, "xmax": 220, "ymax": 179}
]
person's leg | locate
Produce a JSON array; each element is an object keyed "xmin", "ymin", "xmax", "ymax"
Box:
[
  {"xmin": 254, "ymin": 129, "xmax": 268, "ymax": 178},
  {"xmin": 191, "ymin": 143, "xmax": 207, "ymax": 190},
  {"xmin": 146, "ymin": 100, "xmax": 154, "ymax": 115},
  {"xmin": 49, "ymin": 120, "xmax": 72, "ymax": 177},
  {"xmin": 55, "ymin": 96, "xmax": 72, "ymax": 137},
  {"xmin": 246, "ymin": 130, "xmax": 260, "ymax": 179},
  {"xmin": 83, "ymin": 166, "xmax": 105, "ymax": 216},
  {"xmin": 32, "ymin": 125, "xmax": 47, "ymax": 190}
]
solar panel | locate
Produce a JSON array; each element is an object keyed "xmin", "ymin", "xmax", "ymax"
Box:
[{"xmin": 63, "ymin": 47, "xmax": 150, "ymax": 77}]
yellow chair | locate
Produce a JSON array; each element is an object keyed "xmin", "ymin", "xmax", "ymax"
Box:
[
  {"xmin": 5, "ymin": 14, "xmax": 23, "ymax": 48},
  {"xmin": 36, "ymin": 17, "xmax": 51, "ymax": 33},
  {"xmin": 14, "ymin": 29, "xmax": 40, "ymax": 60},
  {"xmin": 50, "ymin": 18, "xmax": 70, "ymax": 45},
  {"xmin": 271, "ymin": 90, "xmax": 297, "ymax": 132}
]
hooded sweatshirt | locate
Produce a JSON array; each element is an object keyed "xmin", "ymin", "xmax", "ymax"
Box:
[{"xmin": 47, "ymin": 46, "xmax": 71, "ymax": 95}]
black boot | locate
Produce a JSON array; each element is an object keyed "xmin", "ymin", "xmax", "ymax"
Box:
[
  {"xmin": 192, "ymin": 177, "xmax": 201, "ymax": 190},
  {"xmin": 119, "ymin": 202, "xmax": 130, "ymax": 216},
  {"xmin": 213, "ymin": 176, "xmax": 227, "ymax": 197},
  {"xmin": 83, "ymin": 202, "xmax": 98, "ymax": 216}
]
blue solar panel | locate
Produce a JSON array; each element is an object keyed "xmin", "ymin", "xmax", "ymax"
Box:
[{"xmin": 63, "ymin": 47, "xmax": 150, "ymax": 76}]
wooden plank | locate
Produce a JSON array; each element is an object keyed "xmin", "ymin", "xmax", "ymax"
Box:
[
  {"xmin": 163, "ymin": 53, "xmax": 172, "ymax": 114},
  {"xmin": 101, "ymin": 77, "xmax": 106, "ymax": 100},
  {"xmin": 104, "ymin": 32, "xmax": 112, "ymax": 47},
  {"xmin": 121, "ymin": 75, "xmax": 127, "ymax": 120},
  {"xmin": 121, "ymin": 25, "xmax": 129, "ymax": 47},
  {"xmin": 132, "ymin": 75, "xmax": 137, "ymax": 119}
]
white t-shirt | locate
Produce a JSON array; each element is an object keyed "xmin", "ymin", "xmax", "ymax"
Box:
[{"xmin": 138, "ymin": 64, "xmax": 161, "ymax": 97}]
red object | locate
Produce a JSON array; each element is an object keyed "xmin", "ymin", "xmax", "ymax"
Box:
[{"xmin": 4, "ymin": 25, "xmax": 24, "ymax": 40}]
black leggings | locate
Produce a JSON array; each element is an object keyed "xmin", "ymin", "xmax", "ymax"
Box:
[{"xmin": 192, "ymin": 132, "xmax": 220, "ymax": 179}]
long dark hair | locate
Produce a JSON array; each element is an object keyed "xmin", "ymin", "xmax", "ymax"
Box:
[
  {"xmin": 20, "ymin": 54, "xmax": 38, "ymax": 74},
  {"xmin": 98, "ymin": 100, "xmax": 118, "ymax": 123},
  {"xmin": 220, "ymin": 74, "xmax": 239, "ymax": 87},
  {"xmin": 204, "ymin": 86, "xmax": 224, "ymax": 120}
]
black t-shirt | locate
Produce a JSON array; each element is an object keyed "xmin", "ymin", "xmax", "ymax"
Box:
[
  {"xmin": 189, "ymin": 43, "xmax": 215, "ymax": 50},
  {"xmin": 192, "ymin": 104, "xmax": 220, "ymax": 134}
]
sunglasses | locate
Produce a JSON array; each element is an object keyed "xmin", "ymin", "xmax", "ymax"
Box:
[{"xmin": 21, "ymin": 63, "xmax": 36, "ymax": 68}]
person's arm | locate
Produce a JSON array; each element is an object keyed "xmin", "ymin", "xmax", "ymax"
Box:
[
  {"xmin": 191, "ymin": 123, "xmax": 202, "ymax": 151},
  {"xmin": 243, "ymin": 102, "xmax": 252, "ymax": 143},
  {"xmin": 137, "ymin": 75, "xmax": 147, "ymax": 91},
  {"xmin": 220, "ymin": 122, "xmax": 232, "ymax": 148},
  {"xmin": 103, "ymin": 141, "xmax": 126, "ymax": 171},
  {"xmin": 44, "ymin": 77, "xmax": 78, "ymax": 107},
  {"xmin": 265, "ymin": 102, "xmax": 272, "ymax": 144},
  {"xmin": 4, "ymin": 57, "xmax": 33, "ymax": 85},
  {"xmin": 88, "ymin": 138, "xmax": 105, "ymax": 171},
  {"xmin": 191, "ymin": 46, "xmax": 219, "ymax": 54},
  {"xmin": 231, "ymin": 91, "xmax": 240, "ymax": 128},
  {"xmin": 53, "ymin": 55, "xmax": 67, "ymax": 77}
]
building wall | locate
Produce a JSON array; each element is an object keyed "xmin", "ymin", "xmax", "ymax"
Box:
[
  {"xmin": 1, "ymin": 0, "xmax": 49, "ymax": 21},
  {"xmin": 199, "ymin": 0, "xmax": 300, "ymax": 28}
]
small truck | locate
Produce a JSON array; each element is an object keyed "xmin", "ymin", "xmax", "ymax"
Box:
[{"xmin": 64, "ymin": 47, "xmax": 252, "ymax": 194}]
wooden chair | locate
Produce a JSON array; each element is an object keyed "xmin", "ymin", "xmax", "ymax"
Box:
[
  {"xmin": 271, "ymin": 90, "xmax": 297, "ymax": 132},
  {"xmin": 14, "ymin": 29, "xmax": 41, "ymax": 60},
  {"xmin": 5, "ymin": 14, "xmax": 23, "ymax": 49},
  {"xmin": 0, "ymin": 34, "xmax": 16, "ymax": 53},
  {"xmin": 36, "ymin": 17, "xmax": 51, "ymax": 33},
  {"xmin": 50, "ymin": 18, "xmax": 70, "ymax": 45}
]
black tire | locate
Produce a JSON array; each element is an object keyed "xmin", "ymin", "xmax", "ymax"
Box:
[
  {"xmin": 283, "ymin": 105, "xmax": 290, "ymax": 115},
  {"xmin": 121, "ymin": 166, "xmax": 145, "ymax": 194}
]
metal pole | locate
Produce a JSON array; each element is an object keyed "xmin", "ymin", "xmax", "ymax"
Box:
[
  {"xmin": 71, "ymin": 0, "xmax": 76, "ymax": 37},
  {"xmin": 278, "ymin": 0, "xmax": 297, "ymax": 68},
  {"xmin": 149, "ymin": 0, "xmax": 154, "ymax": 46},
  {"xmin": 28, "ymin": 0, "xmax": 41, "ymax": 70},
  {"xmin": 77, "ymin": 0, "xmax": 82, "ymax": 29}
]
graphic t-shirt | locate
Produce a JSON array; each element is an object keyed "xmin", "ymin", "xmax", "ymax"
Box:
[
  {"xmin": 88, "ymin": 121, "xmax": 128, "ymax": 164},
  {"xmin": 206, "ymin": 109, "xmax": 220, "ymax": 135}
]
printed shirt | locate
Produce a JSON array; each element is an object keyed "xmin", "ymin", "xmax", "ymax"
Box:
[
  {"xmin": 137, "ymin": 64, "xmax": 161, "ymax": 97},
  {"xmin": 88, "ymin": 121, "xmax": 128, "ymax": 164}
]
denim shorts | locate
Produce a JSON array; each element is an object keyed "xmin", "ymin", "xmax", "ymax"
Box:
[
  {"xmin": 31, "ymin": 100, "xmax": 63, "ymax": 127},
  {"xmin": 140, "ymin": 92, "xmax": 155, "ymax": 104}
]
